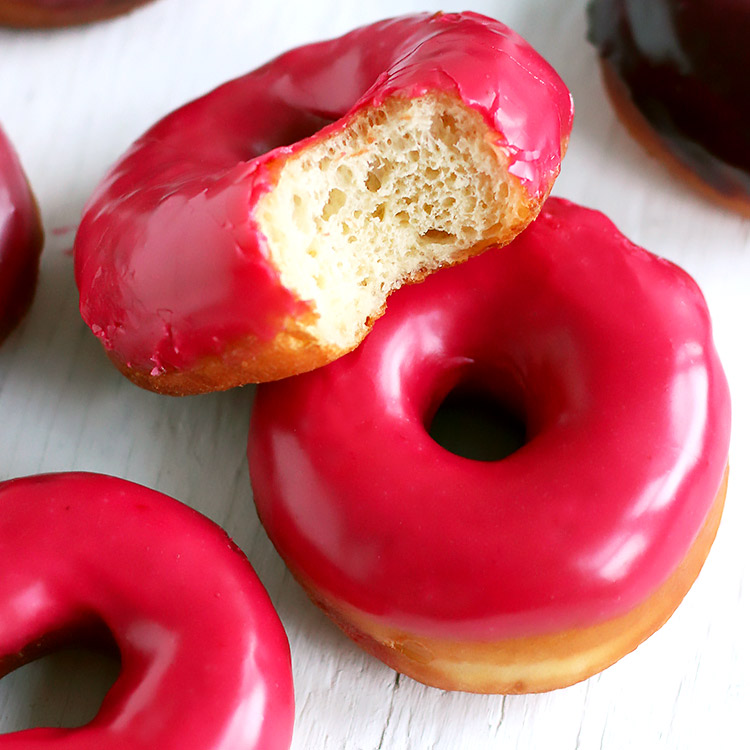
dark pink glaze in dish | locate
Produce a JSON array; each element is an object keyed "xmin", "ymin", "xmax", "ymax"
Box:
[
  {"xmin": 0, "ymin": 473, "xmax": 294, "ymax": 750},
  {"xmin": 74, "ymin": 12, "xmax": 573, "ymax": 379},
  {"xmin": 0, "ymin": 126, "xmax": 42, "ymax": 344},
  {"xmin": 249, "ymin": 198, "xmax": 730, "ymax": 641}
]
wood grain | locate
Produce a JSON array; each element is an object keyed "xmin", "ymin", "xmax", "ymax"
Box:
[{"xmin": 1, "ymin": 1, "xmax": 748, "ymax": 748}]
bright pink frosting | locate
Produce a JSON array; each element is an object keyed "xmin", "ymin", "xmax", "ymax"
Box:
[
  {"xmin": 249, "ymin": 198, "xmax": 730, "ymax": 641},
  {"xmin": 0, "ymin": 473, "xmax": 294, "ymax": 750},
  {"xmin": 74, "ymin": 12, "xmax": 573, "ymax": 378},
  {"xmin": 0, "ymin": 126, "xmax": 42, "ymax": 344}
]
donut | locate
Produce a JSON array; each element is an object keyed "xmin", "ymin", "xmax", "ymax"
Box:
[
  {"xmin": 0, "ymin": 0, "xmax": 155, "ymax": 27},
  {"xmin": 0, "ymin": 472, "xmax": 294, "ymax": 749},
  {"xmin": 0, "ymin": 125, "xmax": 43, "ymax": 345},
  {"xmin": 248, "ymin": 197, "xmax": 731, "ymax": 694},
  {"xmin": 74, "ymin": 12, "xmax": 574, "ymax": 395},
  {"xmin": 588, "ymin": 0, "xmax": 750, "ymax": 214}
]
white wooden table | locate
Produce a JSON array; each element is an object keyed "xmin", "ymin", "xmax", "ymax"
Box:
[{"xmin": 1, "ymin": 1, "xmax": 748, "ymax": 747}]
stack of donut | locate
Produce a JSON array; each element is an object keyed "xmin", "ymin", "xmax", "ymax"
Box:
[
  {"xmin": 70, "ymin": 11, "xmax": 729, "ymax": 694},
  {"xmin": 74, "ymin": 11, "xmax": 573, "ymax": 394},
  {"xmin": 0, "ymin": 16, "xmax": 728, "ymax": 741}
]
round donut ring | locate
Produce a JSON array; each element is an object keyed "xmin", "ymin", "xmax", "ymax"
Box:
[
  {"xmin": 248, "ymin": 198, "xmax": 731, "ymax": 694},
  {"xmin": 0, "ymin": 473, "xmax": 294, "ymax": 749},
  {"xmin": 74, "ymin": 11, "xmax": 573, "ymax": 395},
  {"xmin": 0, "ymin": 0, "xmax": 156, "ymax": 27},
  {"xmin": 588, "ymin": 0, "xmax": 750, "ymax": 214},
  {"xmin": 0, "ymin": 125, "xmax": 43, "ymax": 344}
]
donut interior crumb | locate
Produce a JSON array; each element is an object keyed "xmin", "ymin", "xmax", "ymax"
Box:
[{"xmin": 255, "ymin": 93, "xmax": 530, "ymax": 350}]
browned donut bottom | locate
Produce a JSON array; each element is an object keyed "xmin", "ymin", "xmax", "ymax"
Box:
[
  {"xmin": 0, "ymin": 0, "xmax": 154, "ymax": 28},
  {"xmin": 285, "ymin": 466, "xmax": 728, "ymax": 694}
]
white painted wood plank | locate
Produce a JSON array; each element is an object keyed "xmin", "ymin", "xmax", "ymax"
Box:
[{"xmin": 1, "ymin": 1, "xmax": 748, "ymax": 748}]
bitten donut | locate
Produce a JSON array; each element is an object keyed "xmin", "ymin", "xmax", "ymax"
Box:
[
  {"xmin": 0, "ymin": 0, "xmax": 155, "ymax": 27},
  {"xmin": 0, "ymin": 125, "xmax": 43, "ymax": 344},
  {"xmin": 74, "ymin": 12, "xmax": 573, "ymax": 395},
  {"xmin": 249, "ymin": 198, "xmax": 731, "ymax": 694},
  {"xmin": 0, "ymin": 473, "xmax": 294, "ymax": 749},
  {"xmin": 588, "ymin": 0, "xmax": 750, "ymax": 214}
]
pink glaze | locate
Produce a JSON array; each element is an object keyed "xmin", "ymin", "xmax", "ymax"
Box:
[
  {"xmin": 0, "ymin": 473, "xmax": 294, "ymax": 750},
  {"xmin": 74, "ymin": 12, "xmax": 573, "ymax": 378},
  {"xmin": 0, "ymin": 126, "xmax": 43, "ymax": 344},
  {"xmin": 249, "ymin": 198, "xmax": 730, "ymax": 641}
]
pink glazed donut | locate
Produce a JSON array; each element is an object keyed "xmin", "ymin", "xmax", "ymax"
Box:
[
  {"xmin": 249, "ymin": 198, "xmax": 731, "ymax": 694},
  {"xmin": 0, "ymin": 125, "xmax": 43, "ymax": 344},
  {"xmin": 74, "ymin": 12, "xmax": 573, "ymax": 395},
  {"xmin": 0, "ymin": 473, "xmax": 294, "ymax": 749}
]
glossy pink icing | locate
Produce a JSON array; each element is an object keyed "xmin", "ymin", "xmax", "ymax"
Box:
[
  {"xmin": 248, "ymin": 198, "xmax": 731, "ymax": 641},
  {"xmin": 74, "ymin": 12, "xmax": 573, "ymax": 377},
  {"xmin": 0, "ymin": 473, "xmax": 294, "ymax": 750},
  {"xmin": 0, "ymin": 126, "xmax": 42, "ymax": 344}
]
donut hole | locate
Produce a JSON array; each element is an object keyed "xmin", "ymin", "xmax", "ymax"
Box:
[
  {"xmin": 256, "ymin": 93, "xmax": 533, "ymax": 351},
  {"xmin": 0, "ymin": 630, "xmax": 120, "ymax": 731},
  {"xmin": 258, "ymin": 110, "xmax": 336, "ymax": 155},
  {"xmin": 428, "ymin": 382, "xmax": 527, "ymax": 462}
]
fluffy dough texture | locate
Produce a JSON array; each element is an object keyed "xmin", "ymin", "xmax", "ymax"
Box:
[{"xmin": 74, "ymin": 12, "xmax": 573, "ymax": 394}]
